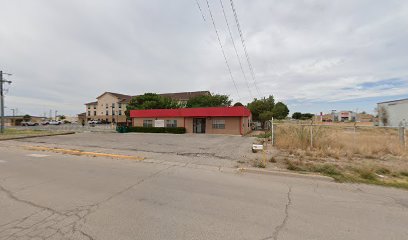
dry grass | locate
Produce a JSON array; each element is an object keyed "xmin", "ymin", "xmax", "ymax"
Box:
[
  {"xmin": 257, "ymin": 124, "xmax": 408, "ymax": 189},
  {"xmin": 274, "ymin": 125, "xmax": 407, "ymax": 158},
  {"xmin": 0, "ymin": 129, "xmax": 67, "ymax": 140}
]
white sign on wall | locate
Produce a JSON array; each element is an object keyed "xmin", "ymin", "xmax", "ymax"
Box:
[{"xmin": 154, "ymin": 120, "xmax": 165, "ymax": 128}]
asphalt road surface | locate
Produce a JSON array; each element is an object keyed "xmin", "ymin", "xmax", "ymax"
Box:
[{"xmin": 0, "ymin": 135, "xmax": 408, "ymax": 240}]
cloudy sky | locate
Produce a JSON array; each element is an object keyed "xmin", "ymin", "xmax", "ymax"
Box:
[{"xmin": 1, "ymin": 0, "xmax": 407, "ymax": 116}]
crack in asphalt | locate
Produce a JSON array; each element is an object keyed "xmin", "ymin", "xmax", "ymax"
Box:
[
  {"xmin": 0, "ymin": 165, "xmax": 174, "ymax": 240},
  {"xmin": 261, "ymin": 186, "xmax": 293, "ymax": 240}
]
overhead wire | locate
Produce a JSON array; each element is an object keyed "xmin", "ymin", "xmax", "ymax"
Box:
[
  {"xmin": 204, "ymin": 0, "xmax": 241, "ymax": 101},
  {"xmin": 194, "ymin": 0, "xmax": 206, "ymax": 22},
  {"xmin": 219, "ymin": 0, "xmax": 253, "ymax": 100},
  {"xmin": 229, "ymin": 0, "xmax": 261, "ymax": 97}
]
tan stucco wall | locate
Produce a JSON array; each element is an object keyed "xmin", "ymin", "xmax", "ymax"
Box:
[{"xmin": 86, "ymin": 93, "xmax": 127, "ymax": 122}]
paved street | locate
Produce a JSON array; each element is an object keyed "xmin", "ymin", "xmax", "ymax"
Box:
[{"xmin": 0, "ymin": 134, "xmax": 408, "ymax": 240}]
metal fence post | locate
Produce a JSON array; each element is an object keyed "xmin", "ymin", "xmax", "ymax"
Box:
[
  {"xmin": 399, "ymin": 124, "xmax": 405, "ymax": 147},
  {"xmin": 271, "ymin": 117, "xmax": 274, "ymax": 146},
  {"xmin": 310, "ymin": 121, "xmax": 313, "ymax": 148}
]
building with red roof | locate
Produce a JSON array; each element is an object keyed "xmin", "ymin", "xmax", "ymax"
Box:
[{"xmin": 130, "ymin": 106, "xmax": 252, "ymax": 135}]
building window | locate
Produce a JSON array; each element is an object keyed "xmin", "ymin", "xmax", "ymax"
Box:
[
  {"xmin": 119, "ymin": 110, "xmax": 122, "ymax": 115},
  {"xmin": 106, "ymin": 110, "xmax": 109, "ymax": 116},
  {"xmin": 87, "ymin": 105, "xmax": 90, "ymax": 109},
  {"xmin": 88, "ymin": 111, "xmax": 91, "ymax": 116},
  {"xmin": 118, "ymin": 103, "xmax": 122, "ymax": 108},
  {"xmin": 106, "ymin": 104, "xmax": 108, "ymax": 108},
  {"xmin": 212, "ymin": 120, "xmax": 225, "ymax": 129},
  {"xmin": 143, "ymin": 120, "xmax": 153, "ymax": 127},
  {"xmin": 112, "ymin": 103, "xmax": 115, "ymax": 108},
  {"xmin": 93, "ymin": 105, "xmax": 96, "ymax": 109},
  {"xmin": 112, "ymin": 110, "xmax": 115, "ymax": 116},
  {"xmin": 94, "ymin": 111, "xmax": 96, "ymax": 116},
  {"xmin": 166, "ymin": 120, "xmax": 177, "ymax": 128}
]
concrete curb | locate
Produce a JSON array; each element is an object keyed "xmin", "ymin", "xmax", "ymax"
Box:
[
  {"xmin": 238, "ymin": 167, "xmax": 334, "ymax": 182},
  {"xmin": 0, "ymin": 132, "xmax": 76, "ymax": 141}
]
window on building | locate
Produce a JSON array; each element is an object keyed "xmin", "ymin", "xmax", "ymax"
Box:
[
  {"xmin": 88, "ymin": 111, "xmax": 91, "ymax": 116},
  {"xmin": 94, "ymin": 111, "xmax": 96, "ymax": 116},
  {"xmin": 93, "ymin": 105, "xmax": 96, "ymax": 109},
  {"xmin": 212, "ymin": 119, "xmax": 225, "ymax": 129},
  {"xmin": 119, "ymin": 110, "xmax": 122, "ymax": 115},
  {"xmin": 87, "ymin": 105, "xmax": 90, "ymax": 109},
  {"xmin": 106, "ymin": 110, "xmax": 109, "ymax": 116},
  {"xmin": 106, "ymin": 104, "xmax": 108, "ymax": 108},
  {"xmin": 118, "ymin": 103, "xmax": 122, "ymax": 108},
  {"xmin": 112, "ymin": 103, "xmax": 115, "ymax": 108},
  {"xmin": 166, "ymin": 120, "xmax": 177, "ymax": 128},
  {"xmin": 112, "ymin": 110, "xmax": 115, "ymax": 116},
  {"xmin": 143, "ymin": 120, "xmax": 153, "ymax": 127}
]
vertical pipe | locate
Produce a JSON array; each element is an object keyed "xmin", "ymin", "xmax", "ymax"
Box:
[
  {"xmin": 271, "ymin": 117, "xmax": 274, "ymax": 146},
  {"xmin": 0, "ymin": 71, "xmax": 4, "ymax": 134}
]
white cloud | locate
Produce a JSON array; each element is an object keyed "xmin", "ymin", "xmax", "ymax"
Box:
[{"xmin": 1, "ymin": 0, "xmax": 407, "ymax": 115}]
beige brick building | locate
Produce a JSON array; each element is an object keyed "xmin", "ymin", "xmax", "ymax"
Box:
[
  {"xmin": 84, "ymin": 91, "xmax": 210, "ymax": 123},
  {"xmin": 130, "ymin": 106, "xmax": 252, "ymax": 135}
]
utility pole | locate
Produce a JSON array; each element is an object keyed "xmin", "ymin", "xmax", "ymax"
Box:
[{"xmin": 1, "ymin": 71, "xmax": 12, "ymax": 134}]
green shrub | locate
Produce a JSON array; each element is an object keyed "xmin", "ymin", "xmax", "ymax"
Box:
[{"xmin": 127, "ymin": 126, "xmax": 186, "ymax": 134}]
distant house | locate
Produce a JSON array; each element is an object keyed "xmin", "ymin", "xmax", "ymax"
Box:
[
  {"xmin": 377, "ymin": 98, "xmax": 408, "ymax": 127},
  {"xmin": 84, "ymin": 91, "xmax": 210, "ymax": 123},
  {"xmin": 130, "ymin": 106, "xmax": 252, "ymax": 135}
]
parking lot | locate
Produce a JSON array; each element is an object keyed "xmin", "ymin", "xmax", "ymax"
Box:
[{"xmin": 10, "ymin": 132, "xmax": 257, "ymax": 168}]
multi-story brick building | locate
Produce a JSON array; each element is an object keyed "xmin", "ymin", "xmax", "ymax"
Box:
[{"xmin": 84, "ymin": 91, "xmax": 210, "ymax": 123}]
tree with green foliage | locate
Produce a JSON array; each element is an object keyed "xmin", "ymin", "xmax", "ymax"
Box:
[
  {"xmin": 272, "ymin": 102, "xmax": 289, "ymax": 120},
  {"xmin": 292, "ymin": 112, "xmax": 302, "ymax": 120},
  {"xmin": 301, "ymin": 113, "xmax": 314, "ymax": 120},
  {"xmin": 233, "ymin": 102, "xmax": 244, "ymax": 107},
  {"xmin": 125, "ymin": 93, "xmax": 180, "ymax": 118},
  {"xmin": 292, "ymin": 112, "xmax": 313, "ymax": 120},
  {"xmin": 259, "ymin": 111, "xmax": 273, "ymax": 123},
  {"xmin": 186, "ymin": 94, "xmax": 231, "ymax": 108},
  {"xmin": 247, "ymin": 95, "xmax": 275, "ymax": 121},
  {"xmin": 23, "ymin": 114, "xmax": 31, "ymax": 122}
]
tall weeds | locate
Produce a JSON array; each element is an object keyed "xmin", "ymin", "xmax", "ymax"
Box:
[{"xmin": 274, "ymin": 125, "xmax": 407, "ymax": 158}]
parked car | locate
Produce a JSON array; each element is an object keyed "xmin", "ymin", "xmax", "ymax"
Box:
[
  {"xmin": 21, "ymin": 121, "xmax": 39, "ymax": 126},
  {"xmin": 48, "ymin": 120, "xmax": 62, "ymax": 125},
  {"xmin": 88, "ymin": 120, "xmax": 101, "ymax": 124}
]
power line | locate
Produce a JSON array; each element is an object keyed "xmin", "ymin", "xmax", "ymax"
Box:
[
  {"xmin": 204, "ymin": 0, "xmax": 241, "ymax": 101},
  {"xmin": 229, "ymin": 0, "xmax": 261, "ymax": 97},
  {"xmin": 219, "ymin": 0, "xmax": 253, "ymax": 100},
  {"xmin": 194, "ymin": 0, "xmax": 206, "ymax": 22}
]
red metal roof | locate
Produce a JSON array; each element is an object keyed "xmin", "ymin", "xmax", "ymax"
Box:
[{"xmin": 130, "ymin": 106, "xmax": 251, "ymax": 118}]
